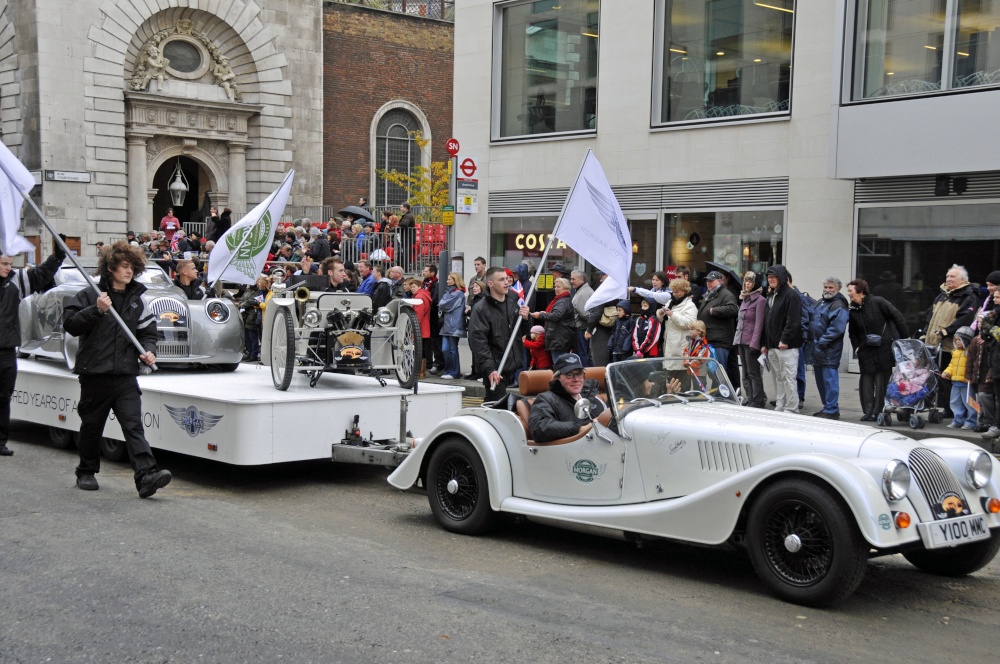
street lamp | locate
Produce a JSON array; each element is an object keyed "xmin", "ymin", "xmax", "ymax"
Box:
[{"xmin": 168, "ymin": 159, "xmax": 189, "ymax": 207}]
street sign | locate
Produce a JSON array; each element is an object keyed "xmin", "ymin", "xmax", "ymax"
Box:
[
  {"xmin": 44, "ymin": 170, "xmax": 91, "ymax": 183},
  {"xmin": 459, "ymin": 157, "xmax": 477, "ymax": 178},
  {"xmin": 442, "ymin": 205, "xmax": 455, "ymax": 226},
  {"xmin": 446, "ymin": 137, "xmax": 460, "ymax": 157}
]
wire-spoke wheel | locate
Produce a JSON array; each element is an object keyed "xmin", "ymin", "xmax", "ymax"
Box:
[
  {"xmin": 270, "ymin": 307, "xmax": 295, "ymax": 391},
  {"xmin": 426, "ymin": 438, "xmax": 496, "ymax": 535},
  {"xmin": 747, "ymin": 479, "xmax": 868, "ymax": 606},
  {"xmin": 394, "ymin": 308, "xmax": 421, "ymax": 389}
]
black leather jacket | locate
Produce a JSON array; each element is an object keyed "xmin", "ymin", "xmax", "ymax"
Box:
[
  {"xmin": 529, "ymin": 379, "xmax": 605, "ymax": 442},
  {"xmin": 63, "ymin": 276, "xmax": 158, "ymax": 375},
  {"xmin": 0, "ymin": 251, "xmax": 64, "ymax": 349}
]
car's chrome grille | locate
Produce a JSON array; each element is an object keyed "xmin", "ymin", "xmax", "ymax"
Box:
[
  {"xmin": 908, "ymin": 447, "xmax": 966, "ymax": 511},
  {"xmin": 149, "ymin": 297, "xmax": 189, "ymax": 358},
  {"xmin": 698, "ymin": 441, "xmax": 753, "ymax": 472}
]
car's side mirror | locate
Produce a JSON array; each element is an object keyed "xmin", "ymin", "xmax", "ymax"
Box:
[{"xmin": 574, "ymin": 398, "xmax": 592, "ymax": 420}]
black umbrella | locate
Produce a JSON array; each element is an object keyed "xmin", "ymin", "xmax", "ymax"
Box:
[
  {"xmin": 706, "ymin": 260, "xmax": 742, "ymax": 297},
  {"xmin": 338, "ymin": 205, "xmax": 375, "ymax": 223}
]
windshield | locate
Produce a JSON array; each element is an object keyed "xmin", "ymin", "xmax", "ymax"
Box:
[
  {"xmin": 59, "ymin": 263, "xmax": 172, "ymax": 287},
  {"xmin": 605, "ymin": 357, "xmax": 740, "ymax": 417}
]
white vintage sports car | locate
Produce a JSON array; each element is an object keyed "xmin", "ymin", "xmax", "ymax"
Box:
[{"xmin": 389, "ymin": 357, "xmax": 1000, "ymax": 606}]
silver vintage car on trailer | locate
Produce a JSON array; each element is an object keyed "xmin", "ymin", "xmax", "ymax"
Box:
[
  {"xmin": 18, "ymin": 258, "xmax": 243, "ymax": 370},
  {"xmin": 390, "ymin": 357, "xmax": 1000, "ymax": 606}
]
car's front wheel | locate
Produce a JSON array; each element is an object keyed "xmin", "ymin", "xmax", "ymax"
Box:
[
  {"xmin": 426, "ymin": 438, "xmax": 496, "ymax": 536},
  {"xmin": 903, "ymin": 530, "xmax": 1000, "ymax": 576},
  {"xmin": 747, "ymin": 479, "xmax": 868, "ymax": 607}
]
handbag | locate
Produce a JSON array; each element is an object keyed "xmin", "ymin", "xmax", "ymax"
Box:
[
  {"xmin": 599, "ymin": 305, "xmax": 617, "ymax": 328},
  {"xmin": 865, "ymin": 322, "xmax": 887, "ymax": 347}
]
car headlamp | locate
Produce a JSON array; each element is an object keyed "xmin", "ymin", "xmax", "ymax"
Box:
[
  {"xmin": 966, "ymin": 450, "xmax": 992, "ymax": 490},
  {"xmin": 303, "ymin": 309, "xmax": 321, "ymax": 327},
  {"xmin": 882, "ymin": 459, "xmax": 910, "ymax": 502},
  {"xmin": 206, "ymin": 300, "xmax": 230, "ymax": 323},
  {"xmin": 375, "ymin": 309, "xmax": 394, "ymax": 326}
]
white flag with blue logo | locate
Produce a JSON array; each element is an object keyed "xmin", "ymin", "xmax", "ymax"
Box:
[{"xmin": 552, "ymin": 150, "xmax": 631, "ymax": 309}]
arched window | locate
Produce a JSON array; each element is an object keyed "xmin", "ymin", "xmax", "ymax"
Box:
[{"xmin": 374, "ymin": 109, "xmax": 422, "ymax": 208}]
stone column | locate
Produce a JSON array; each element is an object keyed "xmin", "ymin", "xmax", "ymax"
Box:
[
  {"xmin": 227, "ymin": 142, "xmax": 249, "ymax": 213},
  {"xmin": 126, "ymin": 134, "xmax": 152, "ymax": 227}
]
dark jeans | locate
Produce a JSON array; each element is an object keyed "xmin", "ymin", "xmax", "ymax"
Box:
[
  {"xmin": 859, "ymin": 370, "xmax": 890, "ymax": 417},
  {"xmin": 575, "ymin": 331, "xmax": 593, "ymax": 367},
  {"xmin": 737, "ymin": 345, "xmax": 765, "ymax": 408},
  {"xmin": 76, "ymin": 374, "xmax": 158, "ymax": 481},
  {"xmin": 442, "ymin": 335, "xmax": 461, "ymax": 378},
  {"xmin": 797, "ymin": 347, "xmax": 807, "ymax": 402},
  {"xmin": 0, "ymin": 349, "xmax": 16, "ymax": 445},
  {"xmin": 244, "ymin": 327, "xmax": 261, "ymax": 360},
  {"xmin": 813, "ymin": 364, "xmax": 840, "ymax": 414}
]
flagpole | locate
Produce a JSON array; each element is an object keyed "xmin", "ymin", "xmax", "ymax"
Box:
[
  {"xmin": 494, "ymin": 150, "xmax": 592, "ymax": 382},
  {"xmin": 208, "ymin": 169, "xmax": 293, "ymax": 289},
  {"xmin": 0, "ymin": 158, "xmax": 158, "ymax": 371}
]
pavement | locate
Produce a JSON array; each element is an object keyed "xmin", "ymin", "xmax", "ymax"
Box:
[{"xmin": 421, "ymin": 339, "xmax": 998, "ymax": 450}]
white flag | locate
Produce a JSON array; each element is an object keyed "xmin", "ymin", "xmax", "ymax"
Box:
[
  {"xmin": 553, "ymin": 150, "xmax": 631, "ymax": 294},
  {"xmin": 208, "ymin": 171, "xmax": 294, "ymax": 285},
  {"xmin": 585, "ymin": 274, "xmax": 628, "ymax": 311},
  {"xmin": 0, "ymin": 139, "xmax": 37, "ymax": 256}
]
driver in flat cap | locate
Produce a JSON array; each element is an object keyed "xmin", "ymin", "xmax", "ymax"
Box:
[{"xmin": 528, "ymin": 354, "xmax": 605, "ymax": 442}]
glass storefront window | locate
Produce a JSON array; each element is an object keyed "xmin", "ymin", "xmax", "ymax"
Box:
[
  {"xmin": 856, "ymin": 203, "xmax": 1000, "ymax": 333},
  {"xmin": 853, "ymin": 0, "xmax": 1000, "ymax": 99},
  {"xmin": 656, "ymin": 0, "xmax": 794, "ymax": 125},
  {"xmin": 489, "ymin": 216, "xmax": 579, "ymax": 273},
  {"xmin": 659, "ymin": 210, "xmax": 784, "ymax": 283},
  {"xmin": 495, "ymin": 0, "xmax": 600, "ymax": 139}
]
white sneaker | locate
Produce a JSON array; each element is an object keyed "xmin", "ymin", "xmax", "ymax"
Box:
[
  {"xmin": 440, "ymin": 374, "xmax": 454, "ymax": 380},
  {"xmin": 946, "ymin": 422, "xmax": 961, "ymax": 428},
  {"xmin": 982, "ymin": 426, "xmax": 1000, "ymax": 440}
]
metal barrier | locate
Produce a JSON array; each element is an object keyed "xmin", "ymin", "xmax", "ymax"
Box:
[{"xmin": 335, "ymin": 0, "xmax": 455, "ymax": 21}]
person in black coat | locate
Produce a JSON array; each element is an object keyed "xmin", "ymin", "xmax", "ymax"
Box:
[
  {"xmin": 0, "ymin": 244, "xmax": 65, "ymax": 456},
  {"xmin": 762, "ymin": 265, "xmax": 803, "ymax": 413},
  {"xmin": 63, "ymin": 241, "xmax": 172, "ymax": 497},
  {"xmin": 468, "ymin": 267, "xmax": 530, "ymax": 401},
  {"xmin": 531, "ymin": 277, "xmax": 576, "ymax": 363},
  {"xmin": 846, "ymin": 278, "xmax": 909, "ymax": 421},
  {"xmin": 528, "ymin": 354, "xmax": 605, "ymax": 442}
]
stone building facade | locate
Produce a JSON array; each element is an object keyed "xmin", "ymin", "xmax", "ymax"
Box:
[
  {"xmin": 322, "ymin": 1, "xmax": 453, "ymax": 208},
  {"xmin": 0, "ymin": 0, "xmax": 322, "ymax": 254}
]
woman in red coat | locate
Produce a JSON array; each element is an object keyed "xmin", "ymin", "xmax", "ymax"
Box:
[{"xmin": 406, "ymin": 278, "xmax": 432, "ymax": 378}]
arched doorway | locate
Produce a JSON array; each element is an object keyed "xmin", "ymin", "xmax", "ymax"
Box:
[{"xmin": 151, "ymin": 156, "xmax": 208, "ymax": 233}]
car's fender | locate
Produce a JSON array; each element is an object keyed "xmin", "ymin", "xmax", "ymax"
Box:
[{"xmin": 388, "ymin": 413, "xmax": 514, "ymax": 511}]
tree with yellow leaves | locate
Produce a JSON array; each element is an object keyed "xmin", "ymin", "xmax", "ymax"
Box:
[{"xmin": 376, "ymin": 131, "xmax": 450, "ymax": 223}]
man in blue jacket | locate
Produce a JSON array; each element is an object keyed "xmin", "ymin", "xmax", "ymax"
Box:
[
  {"xmin": 63, "ymin": 241, "xmax": 172, "ymax": 498},
  {"xmin": 809, "ymin": 277, "xmax": 849, "ymax": 419}
]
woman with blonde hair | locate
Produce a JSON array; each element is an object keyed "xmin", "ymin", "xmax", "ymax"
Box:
[
  {"xmin": 659, "ymin": 278, "xmax": 698, "ymax": 371},
  {"xmin": 439, "ymin": 272, "xmax": 467, "ymax": 379}
]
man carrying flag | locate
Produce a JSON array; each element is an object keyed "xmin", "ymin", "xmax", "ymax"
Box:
[{"xmin": 0, "ymin": 140, "xmax": 66, "ymax": 456}]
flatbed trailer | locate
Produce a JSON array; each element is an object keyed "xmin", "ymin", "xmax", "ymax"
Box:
[{"xmin": 11, "ymin": 359, "xmax": 463, "ymax": 466}]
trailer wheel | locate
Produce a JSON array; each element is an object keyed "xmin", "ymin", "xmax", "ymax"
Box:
[
  {"xmin": 393, "ymin": 308, "xmax": 421, "ymax": 389},
  {"xmin": 100, "ymin": 437, "xmax": 128, "ymax": 462},
  {"xmin": 270, "ymin": 307, "xmax": 295, "ymax": 391},
  {"xmin": 427, "ymin": 438, "xmax": 497, "ymax": 536},
  {"xmin": 48, "ymin": 426, "xmax": 77, "ymax": 450}
]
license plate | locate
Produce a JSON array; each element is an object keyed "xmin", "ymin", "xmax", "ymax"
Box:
[{"xmin": 919, "ymin": 515, "xmax": 991, "ymax": 548}]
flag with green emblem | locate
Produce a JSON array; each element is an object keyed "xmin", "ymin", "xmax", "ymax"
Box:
[{"xmin": 208, "ymin": 170, "xmax": 294, "ymax": 286}]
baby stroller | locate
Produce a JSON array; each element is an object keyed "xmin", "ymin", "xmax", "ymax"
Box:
[{"xmin": 879, "ymin": 338, "xmax": 943, "ymax": 429}]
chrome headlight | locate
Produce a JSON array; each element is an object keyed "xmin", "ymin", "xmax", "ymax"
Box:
[
  {"xmin": 375, "ymin": 309, "xmax": 394, "ymax": 326},
  {"xmin": 882, "ymin": 459, "xmax": 910, "ymax": 501},
  {"xmin": 302, "ymin": 309, "xmax": 321, "ymax": 327},
  {"xmin": 205, "ymin": 300, "xmax": 230, "ymax": 323},
  {"xmin": 966, "ymin": 450, "xmax": 992, "ymax": 489}
]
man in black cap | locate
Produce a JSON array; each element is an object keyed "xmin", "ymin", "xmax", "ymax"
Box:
[
  {"xmin": 697, "ymin": 270, "xmax": 738, "ymax": 381},
  {"xmin": 550, "ymin": 262, "xmax": 569, "ymax": 282},
  {"xmin": 528, "ymin": 353, "xmax": 605, "ymax": 442}
]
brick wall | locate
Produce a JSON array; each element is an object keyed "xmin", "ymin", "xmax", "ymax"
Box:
[{"xmin": 323, "ymin": 2, "xmax": 454, "ymax": 208}]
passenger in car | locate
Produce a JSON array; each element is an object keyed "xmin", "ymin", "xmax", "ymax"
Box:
[{"xmin": 529, "ymin": 354, "xmax": 605, "ymax": 443}]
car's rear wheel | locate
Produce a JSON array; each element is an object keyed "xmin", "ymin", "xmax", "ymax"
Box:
[
  {"xmin": 393, "ymin": 308, "xmax": 421, "ymax": 389},
  {"xmin": 747, "ymin": 479, "xmax": 868, "ymax": 607},
  {"xmin": 270, "ymin": 307, "xmax": 295, "ymax": 391},
  {"xmin": 426, "ymin": 438, "xmax": 496, "ymax": 536},
  {"xmin": 215, "ymin": 363, "xmax": 240, "ymax": 372},
  {"xmin": 100, "ymin": 437, "xmax": 128, "ymax": 462},
  {"xmin": 902, "ymin": 531, "xmax": 1000, "ymax": 576},
  {"xmin": 48, "ymin": 426, "xmax": 77, "ymax": 450}
]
